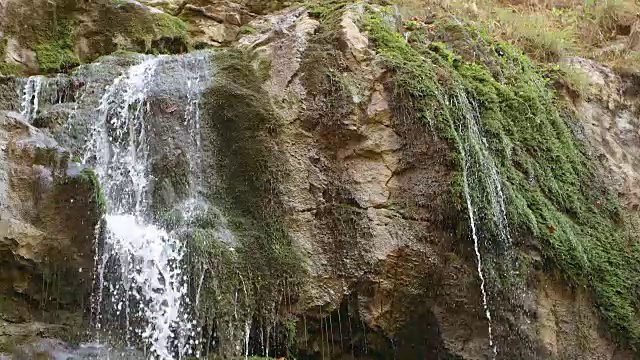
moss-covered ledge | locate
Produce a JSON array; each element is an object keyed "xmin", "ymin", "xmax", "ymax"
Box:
[
  {"xmin": 362, "ymin": 5, "xmax": 640, "ymax": 349},
  {"xmin": 1, "ymin": 0, "xmax": 189, "ymax": 74},
  {"xmin": 182, "ymin": 48, "xmax": 305, "ymax": 358}
]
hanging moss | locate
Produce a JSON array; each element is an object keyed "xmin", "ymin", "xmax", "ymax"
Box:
[
  {"xmin": 77, "ymin": 168, "xmax": 107, "ymax": 213},
  {"xmin": 1, "ymin": 0, "xmax": 190, "ymax": 74},
  {"xmin": 363, "ymin": 6, "xmax": 640, "ymax": 346},
  {"xmin": 189, "ymin": 48, "xmax": 305, "ymax": 357},
  {"xmin": 203, "ymin": 48, "xmax": 304, "ymax": 288}
]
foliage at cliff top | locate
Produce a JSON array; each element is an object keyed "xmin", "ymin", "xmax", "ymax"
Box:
[
  {"xmin": 363, "ymin": 5, "xmax": 640, "ymax": 346},
  {"xmin": 395, "ymin": 0, "xmax": 640, "ymax": 72}
]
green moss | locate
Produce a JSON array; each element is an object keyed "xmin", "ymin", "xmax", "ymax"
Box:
[
  {"xmin": 2, "ymin": 0, "xmax": 190, "ymax": 73},
  {"xmin": 35, "ymin": 40, "xmax": 79, "ymax": 73},
  {"xmin": 298, "ymin": 2, "xmax": 366, "ymax": 137},
  {"xmin": 33, "ymin": 18, "xmax": 79, "ymax": 73},
  {"xmin": 364, "ymin": 7, "xmax": 640, "ymax": 346},
  {"xmin": 239, "ymin": 25, "xmax": 257, "ymax": 35},
  {"xmin": 0, "ymin": 62, "xmax": 24, "ymax": 75},
  {"xmin": 188, "ymin": 48, "xmax": 305, "ymax": 357},
  {"xmin": 204, "ymin": 49, "xmax": 304, "ymax": 283},
  {"xmin": 0, "ymin": 37, "xmax": 6, "ymax": 59},
  {"xmin": 4, "ymin": 1, "xmax": 80, "ymax": 73},
  {"xmin": 98, "ymin": 3, "xmax": 189, "ymax": 54},
  {"xmin": 154, "ymin": 12, "xmax": 188, "ymax": 38},
  {"xmin": 79, "ymin": 168, "xmax": 106, "ymax": 213}
]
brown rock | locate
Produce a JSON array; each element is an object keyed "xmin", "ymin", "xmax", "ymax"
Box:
[{"xmin": 626, "ymin": 15, "xmax": 640, "ymax": 51}]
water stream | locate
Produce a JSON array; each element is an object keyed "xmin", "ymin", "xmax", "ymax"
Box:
[
  {"xmin": 20, "ymin": 75, "xmax": 44, "ymax": 122},
  {"xmin": 449, "ymin": 87, "xmax": 515, "ymax": 357},
  {"xmin": 80, "ymin": 53, "xmax": 211, "ymax": 359}
]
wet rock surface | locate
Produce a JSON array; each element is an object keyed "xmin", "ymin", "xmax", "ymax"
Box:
[
  {"xmin": 0, "ymin": 111, "xmax": 102, "ymax": 354},
  {"xmin": 229, "ymin": 6, "xmax": 637, "ymax": 359},
  {"xmin": 0, "ymin": 1, "xmax": 639, "ymax": 359}
]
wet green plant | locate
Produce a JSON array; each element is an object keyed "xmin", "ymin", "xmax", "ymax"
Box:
[
  {"xmin": 187, "ymin": 48, "xmax": 305, "ymax": 357},
  {"xmin": 239, "ymin": 25, "xmax": 257, "ymax": 35},
  {"xmin": 79, "ymin": 168, "xmax": 107, "ymax": 213},
  {"xmin": 364, "ymin": 6, "xmax": 640, "ymax": 346},
  {"xmin": 34, "ymin": 19, "xmax": 79, "ymax": 72}
]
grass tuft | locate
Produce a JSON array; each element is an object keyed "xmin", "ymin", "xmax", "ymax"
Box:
[{"xmin": 395, "ymin": 0, "xmax": 640, "ymax": 71}]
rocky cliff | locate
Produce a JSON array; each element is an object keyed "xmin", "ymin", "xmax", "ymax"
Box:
[{"xmin": 0, "ymin": 0, "xmax": 639, "ymax": 359}]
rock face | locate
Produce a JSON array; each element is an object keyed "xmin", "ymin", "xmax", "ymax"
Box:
[
  {"xmin": 0, "ymin": 1, "xmax": 638, "ymax": 359},
  {"xmin": 568, "ymin": 57, "xmax": 640, "ymax": 211},
  {"xmin": 229, "ymin": 5, "xmax": 638, "ymax": 359},
  {"xmin": 0, "ymin": 0, "xmax": 188, "ymax": 74},
  {"xmin": 0, "ymin": 111, "xmax": 102, "ymax": 354}
]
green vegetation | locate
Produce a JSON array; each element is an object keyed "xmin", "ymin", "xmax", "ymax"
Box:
[
  {"xmin": 2, "ymin": 2, "xmax": 77, "ymax": 72},
  {"xmin": 97, "ymin": 3, "xmax": 190, "ymax": 54},
  {"xmin": 183, "ymin": 48, "xmax": 305, "ymax": 357},
  {"xmin": 34, "ymin": 38, "xmax": 79, "ymax": 73},
  {"xmin": 363, "ymin": 6, "xmax": 640, "ymax": 345},
  {"xmin": 155, "ymin": 12, "xmax": 189, "ymax": 38},
  {"xmin": 30, "ymin": 16, "xmax": 79, "ymax": 72},
  {"xmin": 2, "ymin": 1, "xmax": 80, "ymax": 73},
  {"xmin": 395, "ymin": 0, "xmax": 640, "ymax": 71},
  {"xmin": 0, "ymin": 37, "xmax": 6, "ymax": 59},
  {"xmin": 1, "ymin": 0, "xmax": 190, "ymax": 74},
  {"xmin": 239, "ymin": 25, "xmax": 257, "ymax": 35},
  {"xmin": 0, "ymin": 62, "xmax": 24, "ymax": 75},
  {"xmin": 494, "ymin": 9, "xmax": 575, "ymax": 62},
  {"xmin": 206, "ymin": 48, "xmax": 304, "ymax": 293},
  {"xmin": 79, "ymin": 167, "xmax": 107, "ymax": 213}
]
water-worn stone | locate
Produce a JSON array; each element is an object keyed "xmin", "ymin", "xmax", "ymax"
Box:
[{"xmin": 0, "ymin": 111, "xmax": 102, "ymax": 354}]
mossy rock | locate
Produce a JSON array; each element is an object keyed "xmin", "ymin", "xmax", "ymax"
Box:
[
  {"xmin": 1, "ymin": 0, "xmax": 189, "ymax": 73},
  {"xmin": 185, "ymin": 49, "xmax": 305, "ymax": 357},
  {"xmin": 363, "ymin": 6, "xmax": 640, "ymax": 347},
  {"xmin": 0, "ymin": 62, "xmax": 24, "ymax": 76}
]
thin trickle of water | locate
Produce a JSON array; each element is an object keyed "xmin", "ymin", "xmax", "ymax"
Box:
[
  {"xmin": 458, "ymin": 144, "xmax": 495, "ymax": 353},
  {"xmin": 244, "ymin": 320, "xmax": 251, "ymax": 360},
  {"xmin": 449, "ymin": 87, "xmax": 517, "ymax": 357},
  {"xmin": 181, "ymin": 53, "xmax": 210, "ymax": 198},
  {"xmin": 81, "ymin": 53, "xmax": 213, "ymax": 359},
  {"xmin": 20, "ymin": 75, "xmax": 44, "ymax": 122}
]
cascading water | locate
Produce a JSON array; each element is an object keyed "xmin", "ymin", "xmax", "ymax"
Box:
[
  {"xmin": 82, "ymin": 52, "xmax": 212, "ymax": 359},
  {"xmin": 20, "ymin": 75, "xmax": 44, "ymax": 122},
  {"xmin": 449, "ymin": 87, "xmax": 515, "ymax": 357}
]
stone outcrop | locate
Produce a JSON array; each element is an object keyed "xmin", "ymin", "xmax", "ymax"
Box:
[
  {"xmin": 567, "ymin": 57, "xmax": 640, "ymax": 211},
  {"xmin": 0, "ymin": 111, "xmax": 102, "ymax": 354},
  {"xmin": 0, "ymin": 0, "xmax": 188, "ymax": 74},
  {"xmin": 231, "ymin": 6, "xmax": 635, "ymax": 359}
]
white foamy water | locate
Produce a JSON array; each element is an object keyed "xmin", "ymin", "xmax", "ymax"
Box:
[
  {"xmin": 104, "ymin": 214, "xmax": 187, "ymax": 359},
  {"xmin": 449, "ymin": 88, "xmax": 518, "ymax": 357},
  {"xmin": 20, "ymin": 75, "xmax": 44, "ymax": 122},
  {"xmin": 82, "ymin": 53, "xmax": 212, "ymax": 359}
]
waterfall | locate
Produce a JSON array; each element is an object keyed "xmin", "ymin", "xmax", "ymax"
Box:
[
  {"xmin": 82, "ymin": 53, "xmax": 212, "ymax": 359},
  {"xmin": 449, "ymin": 87, "xmax": 515, "ymax": 357},
  {"xmin": 20, "ymin": 75, "xmax": 44, "ymax": 122}
]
